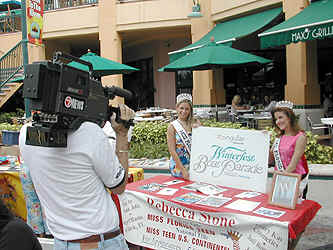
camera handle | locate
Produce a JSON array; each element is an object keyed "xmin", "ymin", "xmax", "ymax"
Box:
[
  {"xmin": 109, "ymin": 106, "xmax": 134, "ymax": 129},
  {"xmin": 53, "ymin": 51, "xmax": 94, "ymax": 77}
]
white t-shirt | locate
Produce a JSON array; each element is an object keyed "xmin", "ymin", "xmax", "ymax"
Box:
[{"xmin": 19, "ymin": 122, "xmax": 125, "ymax": 240}]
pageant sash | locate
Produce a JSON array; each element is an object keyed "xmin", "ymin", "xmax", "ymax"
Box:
[
  {"xmin": 171, "ymin": 120, "xmax": 191, "ymax": 156},
  {"xmin": 273, "ymin": 137, "xmax": 309, "ymax": 198}
]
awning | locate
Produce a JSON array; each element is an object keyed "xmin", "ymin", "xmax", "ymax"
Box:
[
  {"xmin": 169, "ymin": 7, "xmax": 282, "ymax": 62},
  {"xmin": 259, "ymin": 0, "xmax": 333, "ymax": 49},
  {"xmin": 159, "ymin": 42, "xmax": 271, "ymax": 72}
]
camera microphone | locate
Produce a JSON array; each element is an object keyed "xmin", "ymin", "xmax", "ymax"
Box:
[{"xmin": 106, "ymin": 86, "xmax": 133, "ymax": 100}]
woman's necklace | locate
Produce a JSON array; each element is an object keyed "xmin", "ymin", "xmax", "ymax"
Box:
[{"xmin": 178, "ymin": 119, "xmax": 191, "ymax": 133}]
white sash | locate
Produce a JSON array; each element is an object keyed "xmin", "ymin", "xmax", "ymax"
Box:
[
  {"xmin": 272, "ymin": 137, "xmax": 309, "ymax": 201},
  {"xmin": 172, "ymin": 120, "xmax": 191, "ymax": 156}
]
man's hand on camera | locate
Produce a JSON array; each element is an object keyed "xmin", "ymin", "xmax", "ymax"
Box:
[{"xmin": 110, "ymin": 104, "xmax": 135, "ymax": 136}]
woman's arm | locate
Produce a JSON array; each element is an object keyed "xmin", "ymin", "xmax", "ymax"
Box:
[
  {"xmin": 285, "ymin": 134, "xmax": 307, "ymax": 173},
  {"xmin": 268, "ymin": 148, "xmax": 275, "ymax": 166},
  {"xmin": 167, "ymin": 123, "xmax": 189, "ymax": 179}
]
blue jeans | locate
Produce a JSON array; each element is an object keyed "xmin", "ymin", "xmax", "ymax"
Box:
[{"xmin": 54, "ymin": 234, "xmax": 129, "ymax": 250}]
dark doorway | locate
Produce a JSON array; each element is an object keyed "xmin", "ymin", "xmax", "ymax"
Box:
[{"xmin": 123, "ymin": 57, "xmax": 154, "ymax": 111}]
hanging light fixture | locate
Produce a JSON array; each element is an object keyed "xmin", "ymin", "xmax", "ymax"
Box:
[{"xmin": 188, "ymin": 0, "xmax": 203, "ymax": 18}]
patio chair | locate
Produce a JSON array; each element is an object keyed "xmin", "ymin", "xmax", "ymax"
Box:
[{"xmin": 306, "ymin": 115, "xmax": 332, "ymax": 144}]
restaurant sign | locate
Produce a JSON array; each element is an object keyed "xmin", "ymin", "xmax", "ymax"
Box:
[
  {"xmin": 119, "ymin": 191, "xmax": 288, "ymax": 250},
  {"xmin": 291, "ymin": 24, "xmax": 333, "ymax": 43}
]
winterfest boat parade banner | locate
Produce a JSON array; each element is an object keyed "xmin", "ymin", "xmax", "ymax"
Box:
[
  {"xmin": 190, "ymin": 127, "xmax": 270, "ymax": 193},
  {"xmin": 119, "ymin": 188, "xmax": 289, "ymax": 250}
]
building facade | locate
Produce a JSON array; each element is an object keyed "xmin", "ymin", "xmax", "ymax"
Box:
[{"xmin": 0, "ymin": 0, "xmax": 330, "ymax": 127}]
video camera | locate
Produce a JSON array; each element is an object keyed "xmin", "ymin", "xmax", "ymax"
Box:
[{"xmin": 23, "ymin": 51, "xmax": 134, "ymax": 147}]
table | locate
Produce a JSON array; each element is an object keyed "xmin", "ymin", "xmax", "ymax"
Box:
[{"xmin": 120, "ymin": 175, "xmax": 321, "ymax": 250}]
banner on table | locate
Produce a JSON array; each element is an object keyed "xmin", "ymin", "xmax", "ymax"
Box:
[
  {"xmin": 120, "ymin": 191, "xmax": 288, "ymax": 250},
  {"xmin": 27, "ymin": 0, "xmax": 44, "ymax": 45},
  {"xmin": 190, "ymin": 127, "xmax": 269, "ymax": 193}
]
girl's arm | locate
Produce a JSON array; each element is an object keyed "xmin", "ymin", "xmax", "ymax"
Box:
[
  {"xmin": 167, "ymin": 123, "xmax": 189, "ymax": 179},
  {"xmin": 285, "ymin": 134, "xmax": 307, "ymax": 173}
]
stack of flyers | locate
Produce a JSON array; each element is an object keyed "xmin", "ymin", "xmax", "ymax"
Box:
[
  {"xmin": 173, "ymin": 192, "xmax": 206, "ymax": 204},
  {"xmin": 181, "ymin": 182, "xmax": 209, "ymax": 192},
  {"xmin": 138, "ymin": 183, "xmax": 166, "ymax": 192},
  {"xmin": 253, "ymin": 207, "xmax": 286, "ymax": 218},
  {"xmin": 162, "ymin": 179, "xmax": 185, "ymax": 186},
  {"xmin": 195, "ymin": 196, "xmax": 232, "ymax": 207},
  {"xmin": 235, "ymin": 191, "xmax": 262, "ymax": 199},
  {"xmin": 196, "ymin": 185, "xmax": 228, "ymax": 195},
  {"xmin": 157, "ymin": 188, "xmax": 178, "ymax": 196}
]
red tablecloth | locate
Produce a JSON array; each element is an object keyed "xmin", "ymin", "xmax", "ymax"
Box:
[{"xmin": 125, "ymin": 175, "xmax": 321, "ymax": 239}]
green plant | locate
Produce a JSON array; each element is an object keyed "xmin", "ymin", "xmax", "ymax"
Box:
[
  {"xmin": 0, "ymin": 108, "xmax": 24, "ymax": 124},
  {"xmin": 0, "ymin": 123, "xmax": 22, "ymax": 132}
]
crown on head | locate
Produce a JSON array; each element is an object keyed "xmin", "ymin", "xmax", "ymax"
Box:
[
  {"xmin": 275, "ymin": 100, "xmax": 293, "ymax": 110},
  {"xmin": 176, "ymin": 93, "xmax": 192, "ymax": 104}
]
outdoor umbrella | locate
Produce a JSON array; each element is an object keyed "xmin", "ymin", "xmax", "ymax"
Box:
[
  {"xmin": 159, "ymin": 41, "xmax": 271, "ymax": 72},
  {"xmin": 68, "ymin": 51, "xmax": 139, "ymax": 77},
  {"xmin": 0, "ymin": 0, "xmax": 21, "ymax": 11}
]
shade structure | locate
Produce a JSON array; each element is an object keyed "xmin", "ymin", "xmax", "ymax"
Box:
[
  {"xmin": 67, "ymin": 52, "xmax": 139, "ymax": 77},
  {"xmin": 259, "ymin": 0, "xmax": 333, "ymax": 48},
  {"xmin": 0, "ymin": 0, "xmax": 21, "ymax": 11},
  {"xmin": 159, "ymin": 42, "xmax": 271, "ymax": 72},
  {"xmin": 169, "ymin": 7, "xmax": 282, "ymax": 62}
]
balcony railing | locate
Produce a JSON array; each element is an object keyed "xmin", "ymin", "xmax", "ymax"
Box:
[
  {"xmin": 45, "ymin": 0, "xmax": 98, "ymax": 11},
  {"xmin": 0, "ymin": 9, "xmax": 22, "ymax": 33}
]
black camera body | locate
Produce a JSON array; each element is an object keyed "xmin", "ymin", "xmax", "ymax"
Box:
[{"xmin": 23, "ymin": 52, "xmax": 133, "ymax": 147}]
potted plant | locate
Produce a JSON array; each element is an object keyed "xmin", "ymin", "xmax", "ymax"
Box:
[{"xmin": 0, "ymin": 123, "xmax": 23, "ymax": 146}]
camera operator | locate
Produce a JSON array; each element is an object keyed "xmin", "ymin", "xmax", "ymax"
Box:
[{"xmin": 19, "ymin": 104, "xmax": 135, "ymax": 250}]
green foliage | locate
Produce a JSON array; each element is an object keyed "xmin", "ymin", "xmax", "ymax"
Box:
[
  {"xmin": 0, "ymin": 123, "xmax": 22, "ymax": 132},
  {"xmin": 130, "ymin": 121, "xmax": 169, "ymax": 159},
  {"xmin": 129, "ymin": 120, "xmax": 244, "ymax": 159},
  {"xmin": 0, "ymin": 108, "xmax": 24, "ymax": 123},
  {"xmin": 267, "ymin": 127, "xmax": 333, "ymax": 164}
]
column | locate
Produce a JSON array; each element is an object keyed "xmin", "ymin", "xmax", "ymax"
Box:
[
  {"xmin": 284, "ymin": 0, "xmax": 320, "ymax": 105},
  {"xmin": 190, "ymin": 0, "xmax": 225, "ymax": 106},
  {"xmin": 99, "ymin": 0, "xmax": 124, "ymax": 104}
]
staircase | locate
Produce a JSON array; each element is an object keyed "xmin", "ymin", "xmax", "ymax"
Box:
[{"xmin": 0, "ymin": 40, "xmax": 24, "ymax": 109}]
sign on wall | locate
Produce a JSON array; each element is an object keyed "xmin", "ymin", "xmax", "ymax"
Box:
[
  {"xmin": 190, "ymin": 127, "xmax": 270, "ymax": 193},
  {"xmin": 27, "ymin": 0, "xmax": 44, "ymax": 45}
]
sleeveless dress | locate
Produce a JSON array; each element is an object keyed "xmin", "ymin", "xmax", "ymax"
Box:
[
  {"xmin": 169, "ymin": 132, "xmax": 191, "ymax": 178},
  {"xmin": 275, "ymin": 131, "xmax": 307, "ymax": 175}
]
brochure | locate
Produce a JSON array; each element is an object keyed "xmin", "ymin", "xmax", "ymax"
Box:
[
  {"xmin": 173, "ymin": 192, "xmax": 206, "ymax": 204},
  {"xmin": 195, "ymin": 196, "xmax": 232, "ymax": 207},
  {"xmin": 138, "ymin": 183, "xmax": 166, "ymax": 192}
]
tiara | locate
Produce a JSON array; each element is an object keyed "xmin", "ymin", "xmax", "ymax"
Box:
[
  {"xmin": 275, "ymin": 100, "xmax": 293, "ymax": 110},
  {"xmin": 177, "ymin": 93, "xmax": 192, "ymax": 103}
]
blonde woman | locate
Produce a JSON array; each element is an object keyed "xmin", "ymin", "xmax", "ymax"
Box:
[{"xmin": 167, "ymin": 93, "xmax": 201, "ymax": 180}]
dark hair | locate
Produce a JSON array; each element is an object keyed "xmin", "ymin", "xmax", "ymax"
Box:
[
  {"xmin": 0, "ymin": 199, "xmax": 13, "ymax": 230},
  {"xmin": 272, "ymin": 107, "xmax": 301, "ymax": 137}
]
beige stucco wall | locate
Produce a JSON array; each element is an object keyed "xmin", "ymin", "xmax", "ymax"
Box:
[
  {"xmin": 43, "ymin": 5, "xmax": 99, "ymax": 38},
  {"xmin": 211, "ymin": 0, "xmax": 281, "ymax": 21},
  {"xmin": 116, "ymin": 0, "xmax": 191, "ymax": 31},
  {"xmin": 0, "ymin": 33, "xmax": 21, "ymax": 55}
]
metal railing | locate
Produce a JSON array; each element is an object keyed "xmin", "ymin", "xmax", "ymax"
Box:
[
  {"xmin": 0, "ymin": 9, "xmax": 22, "ymax": 33},
  {"xmin": 0, "ymin": 40, "xmax": 24, "ymax": 88},
  {"xmin": 45, "ymin": 0, "xmax": 98, "ymax": 11}
]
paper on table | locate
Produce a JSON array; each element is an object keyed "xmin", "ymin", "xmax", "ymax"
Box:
[
  {"xmin": 253, "ymin": 207, "xmax": 286, "ymax": 218},
  {"xmin": 235, "ymin": 191, "xmax": 262, "ymax": 199},
  {"xmin": 225, "ymin": 199, "xmax": 261, "ymax": 212},
  {"xmin": 163, "ymin": 179, "xmax": 185, "ymax": 186},
  {"xmin": 195, "ymin": 196, "xmax": 232, "ymax": 207},
  {"xmin": 197, "ymin": 185, "xmax": 228, "ymax": 195},
  {"xmin": 181, "ymin": 182, "xmax": 209, "ymax": 192},
  {"xmin": 157, "ymin": 188, "xmax": 178, "ymax": 196}
]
